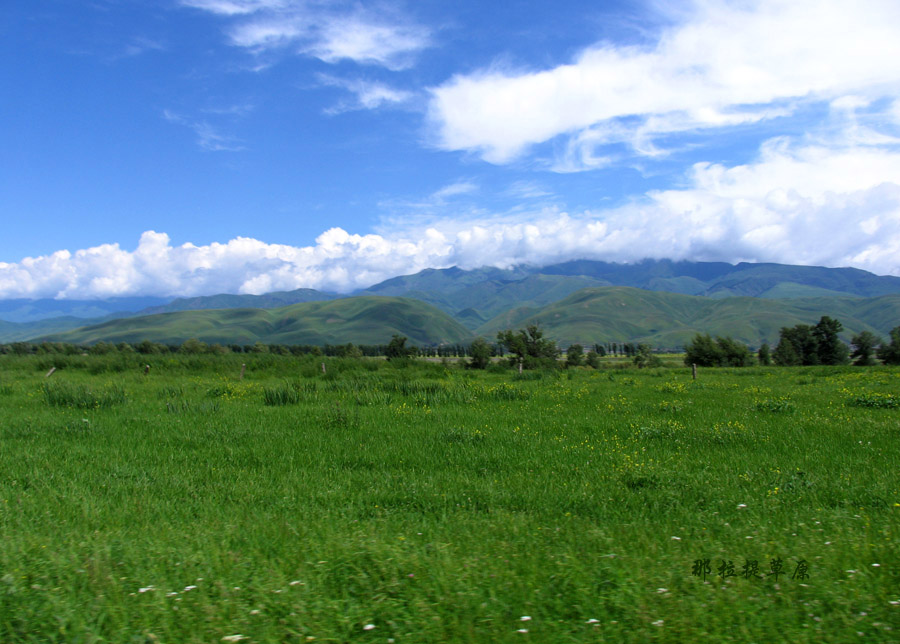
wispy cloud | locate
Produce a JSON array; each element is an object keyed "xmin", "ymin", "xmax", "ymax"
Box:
[
  {"xmin": 163, "ymin": 110, "xmax": 246, "ymax": 151},
  {"xmin": 180, "ymin": 0, "xmax": 290, "ymax": 16},
  {"xmin": 430, "ymin": 181, "xmax": 478, "ymax": 201},
  {"xmin": 118, "ymin": 36, "xmax": 166, "ymax": 59},
  {"xmin": 318, "ymin": 75, "xmax": 414, "ymax": 114},
  {"xmin": 505, "ymin": 181, "xmax": 553, "ymax": 200},
  {"xmin": 428, "ymin": 0, "xmax": 900, "ymax": 166},
  {"xmin": 182, "ymin": 0, "xmax": 430, "ymax": 70}
]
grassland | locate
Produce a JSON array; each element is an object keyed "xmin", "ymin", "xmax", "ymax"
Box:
[{"xmin": 0, "ymin": 354, "xmax": 898, "ymax": 642}]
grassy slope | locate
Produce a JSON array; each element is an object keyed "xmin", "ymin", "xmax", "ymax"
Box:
[
  {"xmin": 476, "ymin": 287, "xmax": 900, "ymax": 347},
  {"xmin": 136, "ymin": 288, "xmax": 337, "ymax": 316},
  {"xmin": 40, "ymin": 296, "xmax": 473, "ymax": 346},
  {"xmin": 363, "ymin": 273, "xmax": 610, "ymax": 328},
  {"xmin": 0, "ymin": 316, "xmax": 123, "ymax": 343}
]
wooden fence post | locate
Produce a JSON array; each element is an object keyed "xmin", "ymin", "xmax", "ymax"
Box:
[
  {"xmin": 692, "ymin": 363, "xmax": 697, "ymax": 380},
  {"xmin": 240, "ymin": 363, "xmax": 246, "ymax": 381},
  {"xmin": 45, "ymin": 367, "xmax": 56, "ymax": 378}
]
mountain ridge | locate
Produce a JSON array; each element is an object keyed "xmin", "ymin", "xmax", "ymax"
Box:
[{"xmin": 5, "ymin": 259, "xmax": 900, "ymax": 346}]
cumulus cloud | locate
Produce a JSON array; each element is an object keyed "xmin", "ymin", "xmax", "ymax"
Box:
[
  {"xmin": 428, "ymin": 0, "xmax": 900, "ymax": 165},
  {"xmin": 183, "ymin": 0, "xmax": 430, "ymax": 70},
  {"xmin": 3, "ymin": 129, "xmax": 900, "ymax": 300}
]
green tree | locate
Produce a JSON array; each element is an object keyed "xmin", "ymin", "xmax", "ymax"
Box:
[
  {"xmin": 773, "ymin": 325, "xmax": 818, "ymax": 365},
  {"xmin": 633, "ymin": 343, "xmax": 661, "ymax": 368},
  {"xmin": 566, "ymin": 344, "xmax": 584, "ymax": 367},
  {"xmin": 813, "ymin": 316, "xmax": 849, "ymax": 365},
  {"xmin": 467, "ymin": 337, "xmax": 493, "ymax": 369},
  {"xmin": 179, "ymin": 338, "xmax": 208, "ymax": 354},
  {"xmin": 757, "ymin": 343, "xmax": 772, "ymax": 366},
  {"xmin": 89, "ymin": 341, "xmax": 115, "ymax": 355},
  {"xmin": 876, "ymin": 326, "xmax": 900, "ymax": 365},
  {"xmin": 716, "ymin": 336, "xmax": 754, "ymax": 366},
  {"xmin": 683, "ymin": 334, "xmax": 723, "ymax": 367},
  {"xmin": 585, "ymin": 350, "xmax": 601, "ymax": 369},
  {"xmin": 336, "ymin": 343, "xmax": 363, "ymax": 359},
  {"xmin": 385, "ymin": 334, "xmax": 413, "ymax": 361},
  {"xmin": 496, "ymin": 325, "xmax": 559, "ymax": 369},
  {"xmin": 684, "ymin": 334, "xmax": 752, "ymax": 367},
  {"xmin": 850, "ymin": 331, "xmax": 880, "ymax": 366}
]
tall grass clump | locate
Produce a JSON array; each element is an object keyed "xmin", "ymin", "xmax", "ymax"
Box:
[
  {"xmin": 262, "ymin": 380, "xmax": 302, "ymax": 406},
  {"xmin": 321, "ymin": 402, "xmax": 360, "ymax": 430},
  {"xmin": 41, "ymin": 381, "xmax": 126, "ymax": 409}
]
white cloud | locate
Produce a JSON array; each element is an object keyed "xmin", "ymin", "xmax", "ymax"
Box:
[
  {"xmin": 303, "ymin": 14, "xmax": 429, "ymax": 70},
  {"xmin": 180, "ymin": 0, "xmax": 291, "ymax": 16},
  {"xmin": 185, "ymin": 0, "xmax": 430, "ymax": 70},
  {"xmin": 318, "ymin": 75, "xmax": 414, "ymax": 113},
  {"xmin": 4, "ymin": 131, "xmax": 900, "ymax": 299},
  {"xmin": 428, "ymin": 0, "xmax": 900, "ymax": 165}
]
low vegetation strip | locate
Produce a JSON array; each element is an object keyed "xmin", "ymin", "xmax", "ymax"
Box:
[{"xmin": 0, "ymin": 354, "xmax": 898, "ymax": 642}]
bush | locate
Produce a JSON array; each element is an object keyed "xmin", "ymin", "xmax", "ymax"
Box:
[
  {"xmin": 684, "ymin": 334, "xmax": 753, "ymax": 367},
  {"xmin": 566, "ymin": 344, "xmax": 584, "ymax": 367}
]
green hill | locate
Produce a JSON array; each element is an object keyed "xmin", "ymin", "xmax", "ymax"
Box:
[
  {"xmin": 39, "ymin": 297, "xmax": 473, "ymax": 347},
  {"xmin": 476, "ymin": 287, "xmax": 900, "ymax": 348},
  {"xmin": 0, "ymin": 316, "xmax": 128, "ymax": 343},
  {"xmin": 136, "ymin": 288, "xmax": 337, "ymax": 316}
]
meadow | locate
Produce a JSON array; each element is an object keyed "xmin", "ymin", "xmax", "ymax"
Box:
[{"xmin": 0, "ymin": 353, "xmax": 898, "ymax": 642}]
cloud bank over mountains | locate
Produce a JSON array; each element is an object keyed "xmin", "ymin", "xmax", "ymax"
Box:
[{"xmin": 3, "ymin": 126, "xmax": 900, "ymax": 299}]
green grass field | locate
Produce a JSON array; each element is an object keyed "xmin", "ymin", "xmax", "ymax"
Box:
[{"xmin": 1, "ymin": 354, "xmax": 898, "ymax": 642}]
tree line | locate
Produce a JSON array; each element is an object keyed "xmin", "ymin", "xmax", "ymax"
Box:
[
  {"xmin": 4, "ymin": 318, "xmax": 898, "ymax": 369},
  {"xmin": 684, "ymin": 317, "xmax": 900, "ymax": 367}
]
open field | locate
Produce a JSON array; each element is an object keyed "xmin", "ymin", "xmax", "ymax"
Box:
[{"xmin": 1, "ymin": 354, "xmax": 898, "ymax": 642}]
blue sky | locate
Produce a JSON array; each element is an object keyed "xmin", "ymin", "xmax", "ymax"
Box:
[{"xmin": 2, "ymin": 0, "xmax": 900, "ymax": 299}]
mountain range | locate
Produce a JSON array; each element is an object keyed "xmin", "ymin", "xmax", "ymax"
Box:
[{"xmin": 4, "ymin": 259, "xmax": 900, "ymax": 348}]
